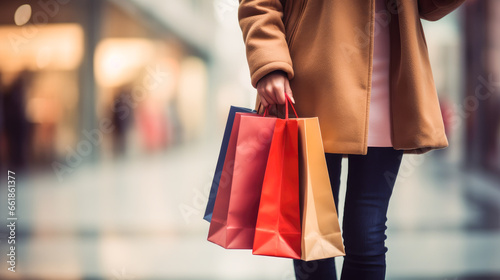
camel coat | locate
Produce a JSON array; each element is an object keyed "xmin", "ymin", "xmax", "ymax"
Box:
[{"xmin": 238, "ymin": 0, "xmax": 465, "ymax": 155}]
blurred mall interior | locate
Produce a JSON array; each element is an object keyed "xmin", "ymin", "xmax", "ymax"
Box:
[{"xmin": 0, "ymin": 0, "xmax": 499, "ymax": 279}]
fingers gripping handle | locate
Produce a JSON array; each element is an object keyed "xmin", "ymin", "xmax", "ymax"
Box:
[{"xmin": 258, "ymin": 94, "xmax": 297, "ymax": 119}]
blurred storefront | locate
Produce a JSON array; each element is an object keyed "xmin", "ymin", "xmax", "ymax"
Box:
[
  {"xmin": 0, "ymin": 0, "xmax": 211, "ymax": 172},
  {"xmin": 463, "ymin": 0, "xmax": 500, "ymax": 178}
]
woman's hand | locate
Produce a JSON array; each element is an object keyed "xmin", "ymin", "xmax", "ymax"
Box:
[{"xmin": 256, "ymin": 70, "xmax": 295, "ymax": 107}]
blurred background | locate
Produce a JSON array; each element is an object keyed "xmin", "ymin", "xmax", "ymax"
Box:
[{"xmin": 0, "ymin": 0, "xmax": 498, "ymax": 279}]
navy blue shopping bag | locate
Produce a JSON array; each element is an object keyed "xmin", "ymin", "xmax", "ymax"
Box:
[{"xmin": 203, "ymin": 106, "xmax": 256, "ymax": 222}]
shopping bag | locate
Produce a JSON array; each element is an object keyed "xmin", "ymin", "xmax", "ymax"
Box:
[
  {"xmin": 252, "ymin": 96, "xmax": 302, "ymax": 259},
  {"xmin": 203, "ymin": 106, "xmax": 255, "ymax": 222},
  {"xmin": 297, "ymin": 117, "xmax": 345, "ymax": 261},
  {"xmin": 208, "ymin": 110, "xmax": 277, "ymax": 248}
]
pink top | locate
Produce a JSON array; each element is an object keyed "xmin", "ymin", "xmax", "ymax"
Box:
[{"xmin": 367, "ymin": 0, "xmax": 393, "ymax": 147}]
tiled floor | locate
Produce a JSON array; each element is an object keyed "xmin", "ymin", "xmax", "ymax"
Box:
[{"xmin": 0, "ymin": 139, "xmax": 499, "ymax": 280}]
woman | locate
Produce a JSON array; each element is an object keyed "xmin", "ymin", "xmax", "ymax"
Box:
[{"xmin": 237, "ymin": 0, "xmax": 465, "ymax": 279}]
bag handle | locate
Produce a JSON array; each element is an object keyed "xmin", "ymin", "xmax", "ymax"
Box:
[
  {"xmin": 257, "ymin": 102, "xmax": 270, "ymax": 117},
  {"xmin": 285, "ymin": 94, "xmax": 298, "ymax": 120}
]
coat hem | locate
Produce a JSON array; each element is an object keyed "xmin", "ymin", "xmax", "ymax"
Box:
[{"xmin": 323, "ymin": 140, "xmax": 449, "ymax": 155}]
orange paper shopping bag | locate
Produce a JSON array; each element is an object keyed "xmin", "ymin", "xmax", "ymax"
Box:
[{"xmin": 297, "ymin": 117, "xmax": 345, "ymax": 261}]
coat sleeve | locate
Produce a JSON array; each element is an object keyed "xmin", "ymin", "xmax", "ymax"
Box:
[
  {"xmin": 418, "ymin": 0, "xmax": 466, "ymax": 21},
  {"xmin": 238, "ymin": 0, "xmax": 294, "ymax": 88}
]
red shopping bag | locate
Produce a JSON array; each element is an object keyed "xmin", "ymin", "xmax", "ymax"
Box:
[
  {"xmin": 208, "ymin": 108, "xmax": 277, "ymax": 249},
  {"xmin": 252, "ymin": 96, "xmax": 301, "ymax": 259}
]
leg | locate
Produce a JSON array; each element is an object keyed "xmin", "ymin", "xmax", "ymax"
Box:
[
  {"xmin": 341, "ymin": 147, "xmax": 404, "ymax": 280},
  {"xmin": 294, "ymin": 153, "xmax": 342, "ymax": 280}
]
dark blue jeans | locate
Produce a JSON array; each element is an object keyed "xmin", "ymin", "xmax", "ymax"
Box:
[{"xmin": 294, "ymin": 147, "xmax": 404, "ymax": 280}]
